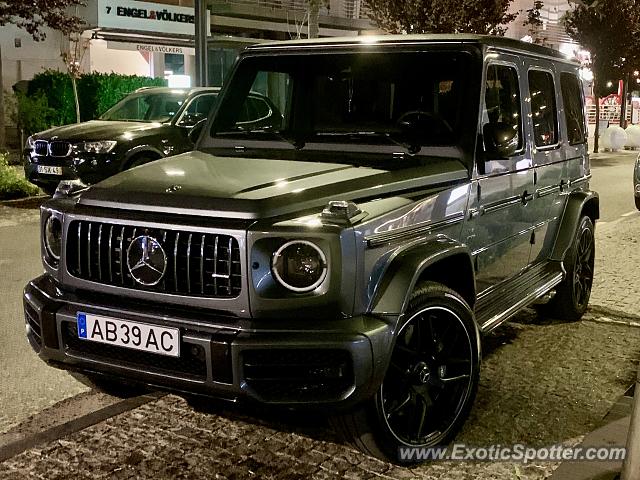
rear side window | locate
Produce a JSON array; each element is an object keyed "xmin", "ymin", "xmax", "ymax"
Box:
[
  {"xmin": 561, "ymin": 73, "xmax": 586, "ymax": 145},
  {"xmin": 484, "ymin": 64, "xmax": 523, "ymax": 150},
  {"xmin": 528, "ymin": 70, "xmax": 558, "ymax": 147}
]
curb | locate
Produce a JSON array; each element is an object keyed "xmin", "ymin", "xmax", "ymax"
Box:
[
  {"xmin": 0, "ymin": 195, "xmax": 48, "ymax": 209},
  {"xmin": 0, "ymin": 391, "xmax": 164, "ymax": 462}
]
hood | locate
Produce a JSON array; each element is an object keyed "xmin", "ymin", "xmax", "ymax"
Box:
[
  {"xmin": 33, "ymin": 120, "xmax": 164, "ymax": 142},
  {"xmin": 79, "ymin": 151, "xmax": 469, "ymax": 219}
]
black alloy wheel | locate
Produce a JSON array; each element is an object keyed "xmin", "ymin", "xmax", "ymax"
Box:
[
  {"xmin": 380, "ymin": 305, "xmax": 475, "ymax": 447},
  {"xmin": 332, "ymin": 282, "xmax": 480, "ymax": 464},
  {"xmin": 538, "ymin": 215, "xmax": 595, "ymax": 321}
]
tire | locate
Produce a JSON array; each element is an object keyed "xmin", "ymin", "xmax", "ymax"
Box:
[
  {"xmin": 69, "ymin": 372, "xmax": 147, "ymax": 399},
  {"xmin": 539, "ymin": 216, "xmax": 595, "ymax": 321},
  {"xmin": 331, "ymin": 282, "xmax": 480, "ymax": 465},
  {"xmin": 635, "ymin": 195, "xmax": 640, "ymax": 211}
]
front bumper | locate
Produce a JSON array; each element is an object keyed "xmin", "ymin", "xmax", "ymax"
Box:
[
  {"xmin": 23, "ymin": 275, "xmax": 394, "ymax": 409},
  {"xmin": 24, "ymin": 152, "xmax": 119, "ymax": 187}
]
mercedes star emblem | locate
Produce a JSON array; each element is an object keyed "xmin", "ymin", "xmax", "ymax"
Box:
[{"xmin": 126, "ymin": 235, "xmax": 167, "ymax": 286}]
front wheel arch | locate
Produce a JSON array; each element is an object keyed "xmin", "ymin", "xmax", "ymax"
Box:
[{"xmin": 121, "ymin": 148, "xmax": 163, "ymax": 171}]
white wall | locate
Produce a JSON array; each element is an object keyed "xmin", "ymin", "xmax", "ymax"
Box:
[
  {"xmin": 0, "ymin": 24, "xmax": 66, "ymax": 90},
  {"xmin": 88, "ymin": 39, "xmax": 152, "ymax": 76}
]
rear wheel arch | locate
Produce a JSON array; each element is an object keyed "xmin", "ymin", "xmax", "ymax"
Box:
[{"xmin": 551, "ymin": 190, "xmax": 599, "ymax": 263}]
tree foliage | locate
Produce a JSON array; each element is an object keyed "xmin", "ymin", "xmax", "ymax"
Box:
[
  {"xmin": 564, "ymin": 0, "xmax": 640, "ymax": 96},
  {"xmin": 0, "ymin": 0, "xmax": 84, "ymax": 40},
  {"xmin": 363, "ymin": 0, "xmax": 518, "ymax": 35}
]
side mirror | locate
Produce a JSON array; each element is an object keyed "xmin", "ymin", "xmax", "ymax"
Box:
[
  {"xmin": 188, "ymin": 119, "xmax": 207, "ymax": 145},
  {"xmin": 483, "ymin": 122, "xmax": 519, "ymax": 159}
]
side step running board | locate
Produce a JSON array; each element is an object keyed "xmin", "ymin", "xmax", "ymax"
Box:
[{"xmin": 475, "ymin": 261, "xmax": 564, "ymax": 333}]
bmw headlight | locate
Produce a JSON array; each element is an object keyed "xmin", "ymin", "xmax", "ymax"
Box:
[
  {"xmin": 44, "ymin": 215, "xmax": 63, "ymax": 264},
  {"xmin": 25, "ymin": 136, "xmax": 35, "ymax": 149},
  {"xmin": 271, "ymin": 240, "xmax": 327, "ymax": 293},
  {"xmin": 77, "ymin": 141, "xmax": 117, "ymax": 154}
]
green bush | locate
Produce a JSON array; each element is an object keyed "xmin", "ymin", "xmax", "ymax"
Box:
[
  {"xmin": 27, "ymin": 71, "xmax": 76, "ymax": 126},
  {"xmin": 0, "ymin": 154, "xmax": 40, "ymax": 200},
  {"xmin": 14, "ymin": 91, "xmax": 57, "ymax": 137},
  {"xmin": 78, "ymin": 72, "xmax": 166, "ymax": 120},
  {"xmin": 17, "ymin": 71, "xmax": 167, "ymax": 133}
]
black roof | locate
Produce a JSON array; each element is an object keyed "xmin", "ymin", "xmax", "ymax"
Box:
[{"xmin": 246, "ymin": 34, "xmax": 576, "ymax": 64}]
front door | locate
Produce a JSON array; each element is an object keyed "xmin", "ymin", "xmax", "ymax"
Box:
[{"xmin": 464, "ymin": 55, "xmax": 535, "ymax": 294}]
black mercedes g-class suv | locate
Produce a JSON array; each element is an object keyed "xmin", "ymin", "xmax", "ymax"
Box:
[{"xmin": 24, "ymin": 35, "xmax": 597, "ymax": 463}]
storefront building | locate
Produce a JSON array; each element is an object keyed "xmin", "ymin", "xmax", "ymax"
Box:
[{"xmin": 80, "ymin": 0, "xmax": 375, "ymax": 87}]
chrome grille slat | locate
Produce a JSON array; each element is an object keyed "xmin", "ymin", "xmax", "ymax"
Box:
[
  {"xmin": 200, "ymin": 234, "xmax": 205, "ymax": 295},
  {"xmin": 174, "ymin": 232, "xmax": 180, "ymax": 292},
  {"xmin": 227, "ymin": 237, "xmax": 233, "ymax": 294},
  {"xmin": 108, "ymin": 225, "xmax": 114, "ymax": 283},
  {"xmin": 119, "ymin": 226, "xmax": 125, "ymax": 285},
  {"xmin": 77, "ymin": 223, "xmax": 82, "ymax": 276},
  {"xmin": 186, "ymin": 233, "xmax": 193, "ymax": 294},
  {"xmin": 67, "ymin": 220, "xmax": 242, "ymax": 298},
  {"xmin": 213, "ymin": 236, "xmax": 219, "ymax": 295},
  {"xmin": 87, "ymin": 223, "xmax": 92, "ymax": 279},
  {"xmin": 97, "ymin": 224, "xmax": 103, "ymax": 281}
]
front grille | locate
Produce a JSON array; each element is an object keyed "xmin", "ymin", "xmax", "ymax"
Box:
[
  {"xmin": 66, "ymin": 221, "xmax": 242, "ymax": 298},
  {"xmin": 62, "ymin": 321, "xmax": 207, "ymax": 380},
  {"xmin": 34, "ymin": 140, "xmax": 48, "ymax": 156},
  {"xmin": 49, "ymin": 141, "xmax": 72, "ymax": 157},
  {"xmin": 33, "ymin": 140, "xmax": 72, "ymax": 157},
  {"xmin": 242, "ymin": 349, "xmax": 354, "ymax": 402}
]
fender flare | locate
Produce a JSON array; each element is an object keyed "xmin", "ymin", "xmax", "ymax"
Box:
[
  {"xmin": 368, "ymin": 237, "xmax": 475, "ymax": 317},
  {"xmin": 550, "ymin": 190, "xmax": 599, "ymax": 262}
]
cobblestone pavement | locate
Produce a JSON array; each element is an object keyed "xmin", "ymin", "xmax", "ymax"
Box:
[
  {"xmin": 590, "ymin": 214, "xmax": 640, "ymax": 319},
  {"xmin": 1, "ymin": 193, "xmax": 639, "ymax": 479}
]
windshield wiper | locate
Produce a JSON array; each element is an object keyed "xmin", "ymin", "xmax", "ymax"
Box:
[
  {"xmin": 315, "ymin": 131, "xmax": 421, "ymax": 155},
  {"xmin": 216, "ymin": 129, "xmax": 305, "ymax": 150}
]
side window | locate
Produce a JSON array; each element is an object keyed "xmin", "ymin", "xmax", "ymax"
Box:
[
  {"xmin": 178, "ymin": 94, "xmax": 218, "ymax": 127},
  {"xmin": 235, "ymin": 72, "xmax": 289, "ymax": 130},
  {"xmin": 560, "ymin": 73, "xmax": 586, "ymax": 145},
  {"xmin": 483, "ymin": 64, "xmax": 523, "ymax": 152},
  {"xmin": 529, "ymin": 70, "xmax": 558, "ymax": 147}
]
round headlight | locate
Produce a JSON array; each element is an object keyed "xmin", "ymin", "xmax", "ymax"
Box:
[
  {"xmin": 44, "ymin": 216, "xmax": 63, "ymax": 262},
  {"xmin": 271, "ymin": 240, "xmax": 327, "ymax": 293}
]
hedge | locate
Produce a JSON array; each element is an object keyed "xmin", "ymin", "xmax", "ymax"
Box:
[
  {"xmin": 0, "ymin": 153, "xmax": 40, "ymax": 200},
  {"xmin": 19, "ymin": 71, "xmax": 167, "ymax": 135}
]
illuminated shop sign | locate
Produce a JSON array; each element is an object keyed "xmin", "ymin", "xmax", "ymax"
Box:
[
  {"xmin": 107, "ymin": 41, "xmax": 195, "ymax": 56},
  {"xmin": 97, "ymin": 0, "xmax": 210, "ymax": 36}
]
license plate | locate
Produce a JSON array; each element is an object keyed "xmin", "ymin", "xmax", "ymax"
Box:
[
  {"xmin": 37, "ymin": 165, "xmax": 63, "ymax": 175},
  {"xmin": 76, "ymin": 312, "xmax": 180, "ymax": 357}
]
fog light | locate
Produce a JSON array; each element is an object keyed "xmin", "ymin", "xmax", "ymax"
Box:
[{"xmin": 44, "ymin": 215, "xmax": 63, "ymax": 262}]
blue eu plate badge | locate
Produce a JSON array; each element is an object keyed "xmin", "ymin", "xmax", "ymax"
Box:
[{"xmin": 77, "ymin": 313, "xmax": 88, "ymax": 338}]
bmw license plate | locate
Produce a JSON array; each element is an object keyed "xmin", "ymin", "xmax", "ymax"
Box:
[
  {"xmin": 37, "ymin": 165, "xmax": 63, "ymax": 175},
  {"xmin": 76, "ymin": 312, "xmax": 180, "ymax": 357}
]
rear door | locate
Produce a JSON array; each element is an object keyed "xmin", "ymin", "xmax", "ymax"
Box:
[{"xmin": 526, "ymin": 62, "xmax": 583, "ymax": 264}]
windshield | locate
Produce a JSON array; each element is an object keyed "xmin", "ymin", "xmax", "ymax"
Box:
[
  {"xmin": 209, "ymin": 50, "xmax": 475, "ymax": 160},
  {"xmin": 100, "ymin": 91, "xmax": 188, "ymax": 122}
]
